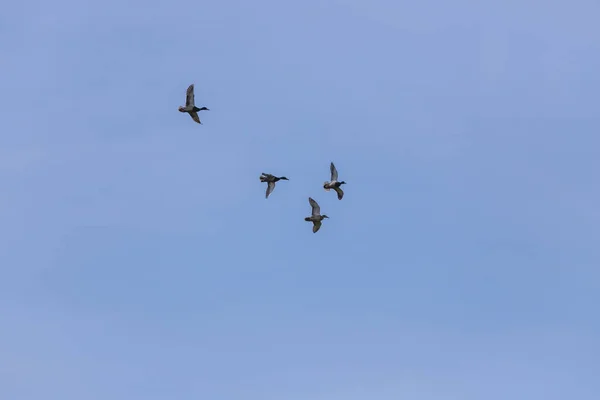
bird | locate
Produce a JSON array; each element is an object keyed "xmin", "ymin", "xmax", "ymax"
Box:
[
  {"xmin": 304, "ymin": 197, "xmax": 329, "ymax": 233},
  {"xmin": 260, "ymin": 173, "xmax": 289, "ymax": 198},
  {"xmin": 178, "ymin": 84, "xmax": 209, "ymax": 124},
  {"xmin": 323, "ymin": 162, "xmax": 346, "ymax": 200}
]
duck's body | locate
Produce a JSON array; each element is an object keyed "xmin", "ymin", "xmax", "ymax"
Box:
[
  {"xmin": 260, "ymin": 173, "xmax": 289, "ymax": 198},
  {"xmin": 304, "ymin": 197, "xmax": 329, "ymax": 233},
  {"xmin": 323, "ymin": 162, "xmax": 346, "ymax": 200},
  {"xmin": 179, "ymin": 84, "xmax": 209, "ymax": 124}
]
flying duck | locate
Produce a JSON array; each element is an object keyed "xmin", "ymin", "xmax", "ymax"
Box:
[
  {"xmin": 260, "ymin": 173, "xmax": 289, "ymax": 198},
  {"xmin": 178, "ymin": 84, "xmax": 209, "ymax": 124},
  {"xmin": 323, "ymin": 162, "xmax": 346, "ymax": 200},
  {"xmin": 304, "ymin": 197, "xmax": 329, "ymax": 233}
]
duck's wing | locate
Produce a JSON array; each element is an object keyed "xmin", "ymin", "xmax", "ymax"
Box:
[
  {"xmin": 186, "ymin": 84, "xmax": 195, "ymax": 107},
  {"xmin": 312, "ymin": 220, "xmax": 322, "ymax": 233},
  {"xmin": 330, "ymin": 162, "xmax": 338, "ymax": 181},
  {"xmin": 333, "ymin": 186, "xmax": 344, "ymax": 200},
  {"xmin": 309, "ymin": 197, "xmax": 320, "ymax": 216},
  {"xmin": 266, "ymin": 181, "xmax": 275, "ymax": 198},
  {"xmin": 189, "ymin": 111, "xmax": 201, "ymax": 124}
]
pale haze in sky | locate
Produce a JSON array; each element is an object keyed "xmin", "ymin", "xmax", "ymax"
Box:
[{"xmin": 1, "ymin": 1, "xmax": 599, "ymax": 399}]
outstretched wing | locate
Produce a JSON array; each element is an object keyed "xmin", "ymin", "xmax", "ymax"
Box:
[
  {"xmin": 266, "ymin": 181, "xmax": 275, "ymax": 198},
  {"xmin": 330, "ymin": 162, "xmax": 338, "ymax": 181},
  {"xmin": 309, "ymin": 197, "xmax": 320, "ymax": 216},
  {"xmin": 188, "ymin": 111, "xmax": 201, "ymax": 124},
  {"xmin": 186, "ymin": 84, "xmax": 195, "ymax": 107},
  {"xmin": 333, "ymin": 186, "xmax": 344, "ymax": 200},
  {"xmin": 312, "ymin": 220, "xmax": 322, "ymax": 233}
]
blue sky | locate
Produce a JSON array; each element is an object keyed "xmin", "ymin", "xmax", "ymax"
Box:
[{"xmin": 1, "ymin": 0, "xmax": 599, "ymax": 399}]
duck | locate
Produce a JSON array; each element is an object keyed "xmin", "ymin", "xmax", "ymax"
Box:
[
  {"xmin": 304, "ymin": 197, "xmax": 329, "ymax": 233},
  {"xmin": 323, "ymin": 162, "xmax": 346, "ymax": 200},
  {"xmin": 260, "ymin": 173, "xmax": 289, "ymax": 198},
  {"xmin": 178, "ymin": 84, "xmax": 209, "ymax": 124}
]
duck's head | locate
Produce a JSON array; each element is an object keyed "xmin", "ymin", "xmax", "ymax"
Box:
[
  {"xmin": 178, "ymin": 106, "xmax": 186, "ymax": 112},
  {"xmin": 321, "ymin": 215, "xmax": 329, "ymax": 219},
  {"xmin": 198, "ymin": 107, "xmax": 210, "ymax": 111},
  {"xmin": 280, "ymin": 177, "xmax": 289, "ymax": 180},
  {"xmin": 340, "ymin": 181, "xmax": 346, "ymax": 185}
]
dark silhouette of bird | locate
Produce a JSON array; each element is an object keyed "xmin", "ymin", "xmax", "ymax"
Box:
[
  {"xmin": 304, "ymin": 197, "xmax": 329, "ymax": 233},
  {"xmin": 178, "ymin": 84, "xmax": 209, "ymax": 124},
  {"xmin": 323, "ymin": 162, "xmax": 346, "ymax": 200},
  {"xmin": 260, "ymin": 173, "xmax": 289, "ymax": 198}
]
